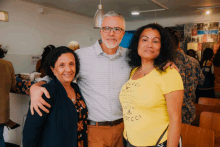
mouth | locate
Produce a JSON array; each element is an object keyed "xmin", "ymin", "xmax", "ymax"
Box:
[
  {"xmin": 63, "ymin": 73, "xmax": 74, "ymax": 77},
  {"xmin": 106, "ymin": 38, "xmax": 117, "ymax": 42},
  {"xmin": 144, "ymin": 50, "xmax": 153, "ymax": 53}
]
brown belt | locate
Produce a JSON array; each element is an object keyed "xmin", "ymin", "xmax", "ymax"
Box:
[{"xmin": 88, "ymin": 118, "xmax": 123, "ymax": 126}]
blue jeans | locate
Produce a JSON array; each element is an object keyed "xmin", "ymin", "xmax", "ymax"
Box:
[{"xmin": 0, "ymin": 123, "xmax": 6, "ymax": 147}]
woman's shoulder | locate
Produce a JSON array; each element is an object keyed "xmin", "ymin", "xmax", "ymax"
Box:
[
  {"xmin": 159, "ymin": 67, "xmax": 180, "ymax": 78},
  {"xmin": 41, "ymin": 80, "xmax": 57, "ymax": 95}
]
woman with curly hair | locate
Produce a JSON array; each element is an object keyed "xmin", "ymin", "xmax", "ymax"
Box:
[
  {"xmin": 213, "ymin": 46, "xmax": 220, "ymax": 98},
  {"xmin": 23, "ymin": 47, "xmax": 88, "ymax": 147},
  {"xmin": 119, "ymin": 24, "xmax": 184, "ymax": 147}
]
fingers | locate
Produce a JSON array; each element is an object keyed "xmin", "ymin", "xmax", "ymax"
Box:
[
  {"xmin": 38, "ymin": 102, "xmax": 49, "ymax": 114},
  {"xmin": 42, "ymin": 88, "xmax": 50, "ymax": 99},
  {"xmin": 170, "ymin": 62, "xmax": 175, "ymax": 69},
  {"xmin": 30, "ymin": 105, "xmax": 34, "ymax": 115},
  {"xmin": 39, "ymin": 98, "xmax": 51, "ymax": 108},
  {"xmin": 33, "ymin": 103, "xmax": 43, "ymax": 117},
  {"xmin": 163, "ymin": 62, "xmax": 172, "ymax": 70}
]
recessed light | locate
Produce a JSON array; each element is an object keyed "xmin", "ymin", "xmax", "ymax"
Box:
[
  {"xmin": 206, "ymin": 11, "xmax": 210, "ymax": 14},
  {"xmin": 131, "ymin": 11, "xmax": 140, "ymax": 15}
]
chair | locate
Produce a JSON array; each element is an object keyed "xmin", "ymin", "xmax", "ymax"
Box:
[
  {"xmin": 191, "ymin": 104, "xmax": 220, "ymax": 126},
  {"xmin": 198, "ymin": 97, "xmax": 220, "ymax": 106},
  {"xmin": 200, "ymin": 112, "xmax": 220, "ymax": 147},
  {"xmin": 181, "ymin": 123, "xmax": 214, "ymax": 147}
]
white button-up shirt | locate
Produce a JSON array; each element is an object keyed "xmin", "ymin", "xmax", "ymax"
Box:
[
  {"xmin": 41, "ymin": 40, "xmax": 131, "ymax": 121},
  {"xmin": 76, "ymin": 40, "xmax": 131, "ymax": 121}
]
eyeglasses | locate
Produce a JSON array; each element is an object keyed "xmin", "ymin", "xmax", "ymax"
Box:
[{"xmin": 101, "ymin": 27, "xmax": 124, "ymax": 34}]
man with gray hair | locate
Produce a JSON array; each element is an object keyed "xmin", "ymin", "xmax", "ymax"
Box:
[{"xmin": 30, "ymin": 11, "xmax": 129, "ymax": 147}]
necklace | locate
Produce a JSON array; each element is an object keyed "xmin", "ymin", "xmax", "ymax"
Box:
[{"xmin": 141, "ymin": 66, "xmax": 154, "ymax": 76}]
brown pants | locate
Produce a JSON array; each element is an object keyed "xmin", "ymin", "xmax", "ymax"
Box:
[{"xmin": 88, "ymin": 122, "xmax": 124, "ymax": 147}]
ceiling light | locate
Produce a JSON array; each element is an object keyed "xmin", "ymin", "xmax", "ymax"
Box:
[
  {"xmin": 131, "ymin": 12, "xmax": 140, "ymax": 15},
  {"xmin": 206, "ymin": 11, "xmax": 210, "ymax": 14},
  {"xmin": 94, "ymin": 0, "xmax": 104, "ymax": 29}
]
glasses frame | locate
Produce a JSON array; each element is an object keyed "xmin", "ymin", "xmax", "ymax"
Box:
[{"xmin": 101, "ymin": 27, "xmax": 124, "ymax": 34}]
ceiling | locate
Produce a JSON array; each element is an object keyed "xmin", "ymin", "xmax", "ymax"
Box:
[{"xmin": 22, "ymin": 0, "xmax": 220, "ymax": 21}]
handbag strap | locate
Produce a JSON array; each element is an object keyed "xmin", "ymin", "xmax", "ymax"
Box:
[{"xmin": 154, "ymin": 125, "xmax": 169, "ymax": 147}]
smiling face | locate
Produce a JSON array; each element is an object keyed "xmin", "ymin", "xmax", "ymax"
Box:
[
  {"xmin": 100, "ymin": 16, "xmax": 125, "ymax": 49},
  {"xmin": 138, "ymin": 28, "xmax": 161, "ymax": 61},
  {"xmin": 50, "ymin": 53, "xmax": 76, "ymax": 85}
]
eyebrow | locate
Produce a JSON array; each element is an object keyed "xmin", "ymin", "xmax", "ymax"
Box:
[{"xmin": 140, "ymin": 36, "xmax": 161, "ymax": 40}]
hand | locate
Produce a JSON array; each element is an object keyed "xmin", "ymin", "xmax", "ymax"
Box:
[
  {"xmin": 163, "ymin": 62, "xmax": 179, "ymax": 72},
  {"xmin": 30, "ymin": 82, "xmax": 51, "ymax": 116}
]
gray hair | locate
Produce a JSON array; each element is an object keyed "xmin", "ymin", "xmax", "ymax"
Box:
[{"xmin": 102, "ymin": 11, "xmax": 126, "ymax": 29}]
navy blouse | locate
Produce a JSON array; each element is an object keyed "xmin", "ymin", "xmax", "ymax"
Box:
[{"xmin": 23, "ymin": 78, "xmax": 88, "ymax": 147}]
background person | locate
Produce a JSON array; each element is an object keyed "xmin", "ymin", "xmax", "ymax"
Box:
[
  {"xmin": 36, "ymin": 45, "xmax": 55, "ymax": 77},
  {"xmin": 68, "ymin": 41, "xmax": 80, "ymax": 51},
  {"xmin": 120, "ymin": 24, "xmax": 184, "ymax": 147},
  {"xmin": 23, "ymin": 47, "xmax": 88, "ymax": 147},
  {"xmin": 0, "ymin": 47, "xmax": 16, "ymax": 147},
  {"xmin": 187, "ymin": 49, "xmax": 196, "ymax": 59},
  {"xmin": 169, "ymin": 32, "xmax": 204, "ymax": 123},
  {"xmin": 197, "ymin": 48, "xmax": 215, "ymax": 98},
  {"xmin": 213, "ymin": 46, "xmax": 220, "ymax": 98}
]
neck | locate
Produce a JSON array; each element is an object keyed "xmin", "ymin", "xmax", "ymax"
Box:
[
  {"xmin": 100, "ymin": 43, "xmax": 118, "ymax": 55},
  {"xmin": 62, "ymin": 83, "xmax": 72, "ymax": 89},
  {"xmin": 141, "ymin": 59, "xmax": 154, "ymax": 69}
]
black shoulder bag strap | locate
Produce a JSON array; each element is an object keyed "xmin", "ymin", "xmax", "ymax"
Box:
[{"xmin": 154, "ymin": 125, "xmax": 169, "ymax": 147}]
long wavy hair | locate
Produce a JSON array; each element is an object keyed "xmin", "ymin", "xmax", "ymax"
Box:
[{"xmin": 127, "ymin": 23, "xmax": 176, "ymax": 72}]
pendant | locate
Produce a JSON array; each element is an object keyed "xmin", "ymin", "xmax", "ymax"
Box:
[{"xmin": 72, "ymin": 98, "xmax": 75, "ymax": 102}]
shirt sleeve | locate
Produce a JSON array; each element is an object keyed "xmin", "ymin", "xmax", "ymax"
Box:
[
  {"xmin": 35, "ymin": 75, "xmax": 51, "ymax": 83},
  {"xmin": 22, "ymin": 85, "xmax": 54, "ymax": 147},
  {"xmin": 160, "ymin": 68, "xmax": 184, "ymax": 95}
]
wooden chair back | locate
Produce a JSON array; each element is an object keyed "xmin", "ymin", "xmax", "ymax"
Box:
[
  {"xmin": 200, "ymin": 112, "xmax": 220, "ymax": 147},
  {"xmin": 181, "ymin": 123, "xmax": 214, "ymax": 147},
  {"xmin": 191, "ymin": 104, "xmax": 220, "ymax": 126},
  {"xmin": 198, "ymin": 97, "xmax": 220, "ymax": 106}
]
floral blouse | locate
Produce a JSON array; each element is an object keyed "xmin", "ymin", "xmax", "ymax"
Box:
[
  {"xmin": 175, "ymin": 49, "xmax": 205, "ymax": 124},
  {"xmin": 74, "ymin": 91, "xmax": 88, "ymax": 147}
]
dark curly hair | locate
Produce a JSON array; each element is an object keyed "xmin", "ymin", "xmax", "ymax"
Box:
[
  {"xmin": 0, "ymin": 47, "xmax": 8, "ymax": 58},
  {"xmin": 43, "ymin": 46, "xmax": 80, "ymax": 79},
  {"xmin": 213, "ymin": 46, "xmax": 220, "ymax": 67},
  {"xmin": 127, "ymin": 23, "xmax": 176, "ymax": 72},
  {"xmin": 37, "ymin": 45, "xmax": 55, "ymax": 72}
]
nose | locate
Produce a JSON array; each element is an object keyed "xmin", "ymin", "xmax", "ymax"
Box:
[
  {"xmin": 65, "ymin": 65, "xmax": 72, "ymax": 71},
  {"xmin": 109, "ymin": 28, "xmax": 115, "ymax": 36},
  {"xmin": 147, "ymin": 40, "xmax": 153, "ymax": 47}
]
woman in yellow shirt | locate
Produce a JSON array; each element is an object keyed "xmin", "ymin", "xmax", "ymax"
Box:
[{"xmin": 120, "ymin": 23, "xmax": 184, "ymax": 147}]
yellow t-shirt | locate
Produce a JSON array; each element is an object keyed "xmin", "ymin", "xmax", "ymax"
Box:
[{"xmin": 119, "ymin": 67, "xmax": 184, "ymax": 146}]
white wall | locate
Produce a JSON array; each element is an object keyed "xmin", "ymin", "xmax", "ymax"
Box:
[
  {"xmin": 0, "ymin": 0, "xmax": 100, "ymax": 145},
  {"xmin": 126, "ymin": 13, "xmax": 220, "ymax": 30},
  {"xmin": 1, "ymin": 0, "xmax": 100, "ymax": 74}
]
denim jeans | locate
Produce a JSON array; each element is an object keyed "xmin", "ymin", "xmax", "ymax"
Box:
[{"xmin": 0, "ymin": 123, "xmax": 6, "ymax": 147}]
